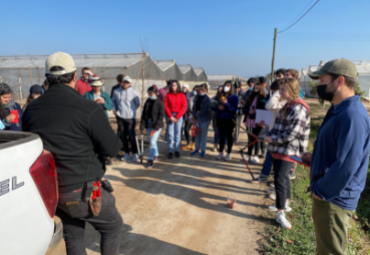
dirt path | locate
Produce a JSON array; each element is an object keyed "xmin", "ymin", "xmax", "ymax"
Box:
[{"xmin": 52, "ymin": 126, "xmax": 271, "ymax": 255}]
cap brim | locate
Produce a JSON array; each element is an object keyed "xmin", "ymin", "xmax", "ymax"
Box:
[{"xmin": 308, "ymin": 70, "xmax": 328, "ymax": 80}]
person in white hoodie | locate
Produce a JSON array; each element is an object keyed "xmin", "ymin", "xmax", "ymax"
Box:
[
  {"xmin": 112, "ymin": 76, "xmax": 141, "ymax": 162},
  {"xmin": 253, "ymin": 79, "xmax": 286, "ymax": 183}
]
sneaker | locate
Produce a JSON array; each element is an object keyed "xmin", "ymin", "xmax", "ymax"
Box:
[
  {"xmin": 251, "ymin": 156, "xmax": 260, "ymax": 164},
  {"xmin": 168, "ymin": 153, "xmax": 173, "ymax": 159},
  {"xmin": 276, "ymin": 211, "xmax": 292, "ymax": 229},
  {"xmin": 224, "ymin": 154, "xmax": 231, "ymax": 161},
  {"xmin": 132, "ymin": 154, "xmax": 138, "ymax": 162},
  {"xmin": 266, "ymin": 187, "xmax": 275, "ymax": 193},
  {"xmin": 200, "ymin": 151, "xmax": 206, "ymax": 157},
  {"xmin": 289, "ymin": 173, "xmax": 296, "ymax": 180},
  {"xmin": 269, "ymin": 182, "xmax": 275, "ymax": 187},
  {"xmin": 147, "ymin": 160, "xmax": 154, "ymax": 168},
  {"xmin": 175, "ymin": 151, "xmax": 181, "ymax": 158},
  {"xmin": 191, "ymin": 151, "xmax": 199, "ymax": 156},
  {"xmin": 251, "ymin": 175, "xmax": 268, "ymax": 183},
  {"xmin": 216, "ymin": 153, "xmax": 224, "ymax": 160},
  {"xmin": 154, "ymin": 156, "xmax": 160, "ymax": 162},
  {"xmin": 268, "ymin": 202, "xmax": 292, "ymax": 212},
  {"xmin": 242, "ymin": 155, "xmax": 251, "ymax": 162},
  {"xmin": 120, "ymin": 153, "xmax": 131, "ymax": 161},
  {"xmin": 269, "ymin": 193, "xmax": 276, "ymax": 200}
]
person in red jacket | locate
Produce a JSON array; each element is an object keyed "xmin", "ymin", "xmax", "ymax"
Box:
[
  {"xmin": 75, "ymin": 67, "xmax": 98, "ymax": 96},
  {"xmin": 164, "ymin": 80, "xmax": 187, "ymax": 159}
]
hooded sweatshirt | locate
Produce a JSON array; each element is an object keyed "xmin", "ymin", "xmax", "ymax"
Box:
[
  {"xmin": 310, "ymin": 96, "xmax": 370, "ymax": 211},
  {"xmin": 112, "ymin": 86, "xmax": 141, "ymax": 119},
  {"xmin": 266, "ymin": 98, "xmax": 310, "ymax": 159}
]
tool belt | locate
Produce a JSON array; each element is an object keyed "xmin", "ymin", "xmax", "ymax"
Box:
[{"xmin": 58, "ymin": 180, "xmax": 102, "ymax": 218}]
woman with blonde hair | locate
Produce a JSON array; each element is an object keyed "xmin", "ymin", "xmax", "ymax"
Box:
[{"xmin": 263, "ymin": 78, "xmax": 310, "ymax": 229}]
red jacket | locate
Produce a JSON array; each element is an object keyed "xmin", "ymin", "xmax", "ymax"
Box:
[
  {"xmin": 75, "ymin": 74, "xmax": 98, "ymax": 96},
  {"xmin": 164, "ymin": 92, "xmax": 187, "ymax": 119}
]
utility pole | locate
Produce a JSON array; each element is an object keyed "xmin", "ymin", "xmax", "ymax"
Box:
[{"xmin": 271, "ymin": 28, "xmax": 278, "ymax": 84}]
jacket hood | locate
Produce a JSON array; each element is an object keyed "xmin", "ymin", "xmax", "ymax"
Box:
[{"xmin": 291, "ymin": 98, "xmax": 310, "ymax": 112}]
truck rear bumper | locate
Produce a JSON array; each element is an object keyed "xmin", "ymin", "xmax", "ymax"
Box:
[{"xmin": 45, "ymin": 216, "xmax": 63, "ymax": 254}]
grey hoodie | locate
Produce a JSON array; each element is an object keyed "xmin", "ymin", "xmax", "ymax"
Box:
[{"xmin": 112, "ymin": 86, "xmax": 141, "ymax": 119}]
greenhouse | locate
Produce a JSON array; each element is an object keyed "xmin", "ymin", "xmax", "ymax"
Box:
[
  {"xmin": 0, "ymin": 53, "xmax": 208, "ymax": 99},
  {"xmin": 207, "ymin": 74, "xmax": 248, "ymax": 88}
]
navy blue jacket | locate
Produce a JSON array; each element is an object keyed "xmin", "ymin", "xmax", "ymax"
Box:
[
  {"xmin": 192, "ymin": 94, "xmax": 210, "ymax": 123},
  {"xmin": 212, "ymin": 94, "xmax": 239, "ymax": 119},
  {"xmin": 310, "ymin": 96, "xmax": 370, "ymax": 211}
]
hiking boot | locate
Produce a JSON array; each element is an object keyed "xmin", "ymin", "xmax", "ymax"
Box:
[
  {"xmin": 175, "ymin": 151, "xmax": 181, "ymax": 158},
  {"xmin": 268, "ymin": 202, "xmax": 292, "ymax": 212},
  {"xmin": 147, "ymin": 160, "xmax": 154, "ymax": 168},
  {"xmin": 168, "ymin": 153, "xmax": 173, "ymax": 159},
  {"xmin": 216, "ymin": 153, "xmax": 224, "ymax": 160},
  {"xmin": 182, "ymin": 143, "xmax": 192, "ymax": 151},
  {"xmin": 191, "ymin": 142, "xmax": 195, "ymax": 151},
  {"xmin": 191, "ymin": 151, "xmax": 199, "ymax": 156},
  {"xmin": 276, "ymin": 211, "xmax": 292, "ymax": 229},
  {"xmin": 224, "ymin": 154, "xmax": 231, "ymax": 161}
]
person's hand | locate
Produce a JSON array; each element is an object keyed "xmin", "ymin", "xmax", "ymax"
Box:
[
  {"xmin": 258, "ymin": 120, "xmax": 265, "ymax": 127},
  {"xmin": 6, "ymin": 114, "xmax": 15, "ymax": 123},
  {"xmin": 98, "ymin": 98, "xmax": 105, "ymax": 104},
  {"xmin": 113, "ymin": 110, "xmax": 117, "ymax": 116},
  {"xmin": 302, "ymin": 152, "xmax": 312, "ymax": 164},
  {"xmin": 170, "ymin": 117, "xmax": 177, "ymax": 123},
  {"xmin": 88, "ymin": 70, "xmax": 94, "ymax": 76},
  {"xmin": 220, "ymin": 98, "xmax": 227, "ymax": 105},
  {"xmin": 240, "ymin": 99, "xmax": 245, "ymax": 106},
  {"xmin": 249, "ymin": 109, "xmax": 256, "ymax": 114},
  {"xmin": 150, "ymin": 130, "xmax": 156, "ymax": 137},
  {"xmin": 218, "ymin": 105, "xmax": 225, "ymax": 110},
  {"xmin": 263, "ymin": 136, "xmax": 272, "ymax": 143},
  {"xmin": 313, "ymin": 193, "xmax": 323, "ymax": 201}
]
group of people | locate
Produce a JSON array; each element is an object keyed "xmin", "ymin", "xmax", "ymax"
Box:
[{"xmin": 0, "ymin": 51, "xmax": 369, "ymax": 255}]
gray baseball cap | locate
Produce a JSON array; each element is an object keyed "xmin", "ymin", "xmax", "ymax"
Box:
[{"xmin": 308, "ymin": 58, "xmax": 358, "ymax": 80}]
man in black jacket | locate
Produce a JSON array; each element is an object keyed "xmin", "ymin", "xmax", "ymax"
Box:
[{"xmin": 22, "ymin": 52, "xmax": 122, "ymax": 255}]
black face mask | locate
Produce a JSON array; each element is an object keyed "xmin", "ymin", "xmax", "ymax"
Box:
[{"xmin": 316, "ymin": 80, "xmax": 337, "ymax": 102}]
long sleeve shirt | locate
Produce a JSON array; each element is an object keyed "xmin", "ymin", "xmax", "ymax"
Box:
[{"xmin": 111, "ymin": 87, "xmax": 141, "ymax": 119}]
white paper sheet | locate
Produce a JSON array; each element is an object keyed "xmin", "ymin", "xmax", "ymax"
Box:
[{"xmin": 256, "ymin": 110, "xmax": 274, "ymax": 126}]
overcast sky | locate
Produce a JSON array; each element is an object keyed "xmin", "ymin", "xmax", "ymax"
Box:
[{"xmin": 1, "ymin": 0, "xmax": 369, "ymax": 78}]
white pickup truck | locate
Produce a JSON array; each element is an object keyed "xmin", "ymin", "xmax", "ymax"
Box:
[{"xmin": 0, "ymin": 131, "xmax": 62, "ymax": 255}]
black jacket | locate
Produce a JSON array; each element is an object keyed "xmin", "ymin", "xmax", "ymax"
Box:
[
  {"xmin": 22, "ymin": 84, "xmax": 121, "ymax": 193},
  {"xmin": 140, "ymin": 98, "xmax": 165, "ymax": 131},
  {"xmin": 243, "ymin": 93, "xmax": 266, "ymax": 121}
]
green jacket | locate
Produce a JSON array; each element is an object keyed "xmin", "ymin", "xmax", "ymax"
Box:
[{"xmin": 84, "ymin": 91, "xmax": 113, "ymax": 119}]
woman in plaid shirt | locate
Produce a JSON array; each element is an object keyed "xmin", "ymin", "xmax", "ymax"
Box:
[{"xmin": 263, "ymin": 78, "xmax": 310, "ymax": 229}]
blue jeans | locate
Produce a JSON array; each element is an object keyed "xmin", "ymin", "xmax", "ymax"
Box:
[
  {"xmin": 195, "ymin": 121, "xmax": 209, "ymax": 153},
  {"xmin": 167, "ymin": 113, "xmax": 183, "ymax": 153},
  {"xmin": 147, "ymin": 119, "xmax": 162, "ymax": 160},
  {"xmin": 260, "ymin": 151, "xmax": 273, "ymax": 177}
]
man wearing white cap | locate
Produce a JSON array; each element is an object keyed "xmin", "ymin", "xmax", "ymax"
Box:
[
  {"xmin": 22, "ymin": 52, "xmax": 123, "ymax": 255},
  {"xmin": 111, "ymin": 76, "xmax": 141, "ymax": 161}
]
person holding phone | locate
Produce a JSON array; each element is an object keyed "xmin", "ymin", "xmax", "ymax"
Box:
[
  {"xmin": 164, "ymin": 80, "xmax": 187, "ymax": 159},
  {"xmin": 140, "ymin": 85, "xmax": 165, "ymax": 168},
  {"xmin": 0, "ymin": 83, "xmax": 23, "ymax": 131},
  {"xmin": 243, "ymin": 82, "xmax": 267, "ymax": 164},
  {"xmin": 262, "ymin": 78, "xmax": 310, "ymax": 229}
]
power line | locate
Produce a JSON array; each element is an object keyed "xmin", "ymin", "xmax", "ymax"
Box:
[
  {"xmin": 279, "ymin": 0, "xmax": 321, "ymax": 34},
  {"xmin": 280, "ymin": 0, "xmax": 315, "ymax": 31}
]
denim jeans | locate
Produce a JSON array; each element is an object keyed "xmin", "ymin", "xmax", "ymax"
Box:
[
  {"xmin": 167, "ymin": 113, "xmax": 183, "ymax": 153},
  {"xmin": 147, "ymin": 119, "xmax": 162, "ymax": 160},
  {"xmin": 195, "ymin": 121, "xmax": 209, "ymax": 153},
  {"xmin": 260, "ymin": 151, "xmax": 273, "ymax": 177}
]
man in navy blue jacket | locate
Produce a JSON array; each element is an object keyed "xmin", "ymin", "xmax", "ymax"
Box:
[{"xmin": 302, "ymin": 58, "xmax": 370, "ymax": 255}]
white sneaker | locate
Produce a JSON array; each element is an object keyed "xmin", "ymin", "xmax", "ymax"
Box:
[
  {"xmin": 251, "ymin": 156, "xmax": 260, "ymax": 164},
  {"xmin": 224, "ymin": 154, "xmax": 231, "ymax": 161},
  {"xmin": 269, "ymin": 182, "xmax": 275, "ymax": 187},
  {"xmin": 268, "ymin": 202, "xmax": 292, "ymax": 212},
  {"xmin": 242, "ymin": 155, "xmax": 250, "ymax": 162},
  {"xmin": 120, "ymin": 153, "xmax": 131, "ymax": 161},
  {"xmin": 132, "ymin": 154, "xmax": 138, "ymax": 162},
  {"xmin": 276, "ymin": 211, "xmax": 292, "ymax": 229},
  {"xmin": 266, "ymin": 187, "xmax": 275, "ymax": 194},
  {"xmin": 216, "ymin": 153, "xmax": 224, "ymax": 160},
  {"xmin": 269, "ymin": 193, "xmax": 276, "ymax": 200}
]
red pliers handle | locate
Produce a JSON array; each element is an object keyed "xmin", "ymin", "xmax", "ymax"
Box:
[{"xmin": 92, "ymin": 181, "xmax": 101, "ymax": 200}]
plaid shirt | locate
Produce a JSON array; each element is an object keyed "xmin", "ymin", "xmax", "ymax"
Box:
[
  {"xmin": 158, "ymin": 87, "xmax": 169, "ymax": 102},
  {"xmin": 266, "ymin": 102, "xmax": 310, "ymax": 157}
]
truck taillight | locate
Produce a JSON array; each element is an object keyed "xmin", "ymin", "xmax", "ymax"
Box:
[{"xmin": 30, "ymin": 150, "xmax": 58, "ymax": 218}]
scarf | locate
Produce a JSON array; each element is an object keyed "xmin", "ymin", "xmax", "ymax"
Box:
[{"xmin": 5, "ymin": 99, "xmax": 17, "ymax": 110}]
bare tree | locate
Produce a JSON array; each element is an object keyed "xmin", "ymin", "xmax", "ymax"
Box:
[{"xmin": 27, "ymin": 55, "xmax": 41, "ymax": 84}]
